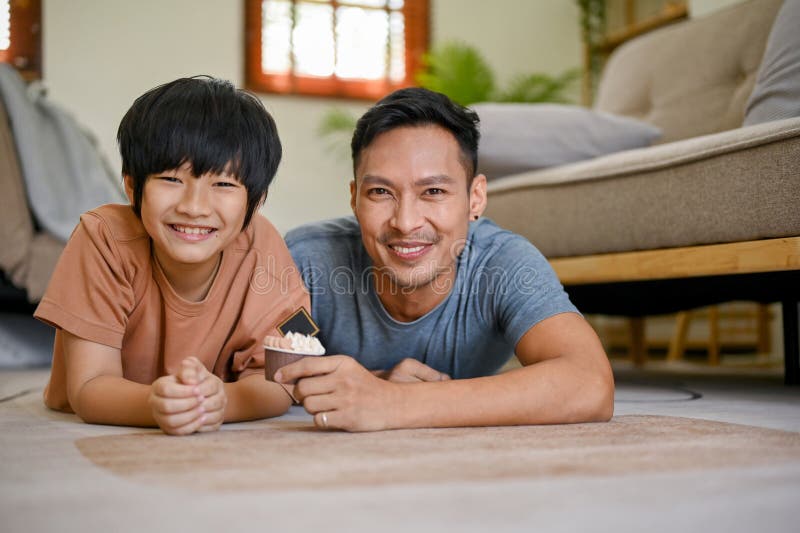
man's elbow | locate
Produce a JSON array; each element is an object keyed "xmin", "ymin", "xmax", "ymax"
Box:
[{"xmin": 586, "ymin": 373, "xmax": 615, "ymax": 422}]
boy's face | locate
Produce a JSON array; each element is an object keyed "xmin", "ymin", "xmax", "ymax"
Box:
[
  {"xmin": 350, "ymin": 125, "xmax": 487, "ymax": 292},
  {"xmin": 125, "ymin": 162, "xmax": 247, "ymax": 281}
]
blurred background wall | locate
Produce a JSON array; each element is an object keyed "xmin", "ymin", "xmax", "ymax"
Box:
[{"xmin": 41, "ymin": 0, "xmax": 742, "ymax": 233}]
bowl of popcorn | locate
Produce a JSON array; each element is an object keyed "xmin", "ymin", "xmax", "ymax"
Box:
[{"xmin": 264, "ymin": 331, "xmax": 325, "ymax": 381}]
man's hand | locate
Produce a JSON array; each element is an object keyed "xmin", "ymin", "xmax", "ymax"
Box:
[
  {"xmin": 148, "ymin": 357, "xmax": 227, "ymax": 435},
  {"xmin": 274, "ymin": 355, "xmax": 401, "ymax": 432},
  {"xmin": 377, "ymin": 358, "xmax": 451, "ymax": 383}
]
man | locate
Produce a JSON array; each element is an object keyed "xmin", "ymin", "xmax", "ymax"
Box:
[{"xmin": 280, "ymin": 88, "xmax": 614, "ymax": 432}]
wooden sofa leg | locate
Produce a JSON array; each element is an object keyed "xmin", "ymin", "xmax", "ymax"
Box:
[
  {"xmin": 629, "ymin": 317, "xmax": 646, "ymax": 367},
  {"xmin": 667, "ymin": 311, "xmax": 691, "ymax": 362},
  {"xmin": 708, "ymin": 306, "xmax": 721, "ymax": 366},
  {"xmin": 757, "ymin": 304, "xmax": 771, "ymax": 354},
  {"xmin": 783, "ymin": 300, "xmax": 799, "ymax": 386}
]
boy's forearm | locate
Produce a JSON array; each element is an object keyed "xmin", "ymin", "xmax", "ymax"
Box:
[
  {"xmin": 75, "ymin": 374, "xmax": 290, "ymax": 426},
  {"xmin": 223, "ymin": 374, "xmax": 292, "ymax": 423},
  {"xmin": 73, "ymin": 375, "xmax": 157, "ymax": 427}
]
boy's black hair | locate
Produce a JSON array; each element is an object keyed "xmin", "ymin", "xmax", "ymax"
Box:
[
  {"xmin": 117, "ymin": 76, "xmax": 282, "ymax": 228},
  {"xmin": 350, "ymin": 87, "xmax": 480, "ymax": 182}
]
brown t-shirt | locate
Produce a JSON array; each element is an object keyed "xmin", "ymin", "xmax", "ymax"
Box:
[{"xmin": 34, "ymin": 204, "xmax": 310, "ymax": 412}]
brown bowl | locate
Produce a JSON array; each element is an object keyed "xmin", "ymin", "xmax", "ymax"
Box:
[{"xmin": 264, "ymin": 346, "xmax": 317, "ymax": 381}]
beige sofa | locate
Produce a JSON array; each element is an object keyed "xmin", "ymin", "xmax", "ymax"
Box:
[{"xmin": 484, "ymin": 0, "xmax": 800, "ymax": 383}]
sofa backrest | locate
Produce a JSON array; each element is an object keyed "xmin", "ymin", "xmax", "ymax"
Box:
[{"xmin": 594, "ymin": 0, "xmax": 783, "ymax": 143}]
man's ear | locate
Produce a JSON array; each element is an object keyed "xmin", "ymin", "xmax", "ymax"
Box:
[
  {"xmin": 350, "ymin": 179, "xmax": 357, "ymax": 217},
  {"xmin": 123, "ymin": 175, "xmax": 135, "ymax": 205},
  {"xmin": 469, "ymin": 174, "xmax": 488, "ymax": 219}
]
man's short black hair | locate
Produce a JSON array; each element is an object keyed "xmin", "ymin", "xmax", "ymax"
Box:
[
  {"xmin": 117, "ymin": 76, "xmax": 282, "ymax": 228},
  {"xmin": 351, "ymin": 87, "xmax": 480, "ymax": 182}
]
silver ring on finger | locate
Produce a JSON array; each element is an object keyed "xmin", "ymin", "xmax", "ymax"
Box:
[{"xmin": 320, "ymin": 412, "xmax": 328, "ymax": 429}]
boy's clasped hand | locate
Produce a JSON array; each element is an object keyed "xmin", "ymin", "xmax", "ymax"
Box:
[{"xmin": 149, "ymin": 357, "xmax": 227, "ymax": 436}]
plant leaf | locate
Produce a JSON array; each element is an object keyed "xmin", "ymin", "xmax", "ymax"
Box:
[
  {"xmin": 415, "ymin": 41, "xmax": 495, "ymax": 106},
  {"xmin": 317, "ymin": 108, "xmax": 358, "ymax": 137},
  {"xmin": 317, "ymin": 108, "xmax": 358, "ymax": 159},
  {"xmin": 496, "ymin": 69, "xmax": 580, "ymax": 103}
]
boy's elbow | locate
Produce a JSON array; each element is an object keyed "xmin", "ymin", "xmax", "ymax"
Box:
[
  {"xmin": 65, "ymin": 388, "xmax": 94, "ymax": 424},
  {"xmin": 70, "ymin": 400, "xmax": 101, "ymax": 425},
  {"xmin": 274, "ymin": 393, "xmax": 293, "ymax": 416},
  {"xmin": 43, "ymin": 390, "xmax": 75, "ymax": 414}
]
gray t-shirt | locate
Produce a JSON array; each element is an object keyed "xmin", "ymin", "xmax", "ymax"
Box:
[{"xmin": 285, "ymin": 217, "xmax": 578, "ymax": 379}]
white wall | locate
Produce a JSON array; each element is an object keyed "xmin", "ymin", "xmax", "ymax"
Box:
[
  {"xmin": 433, "ymin": 0, "xmax": 582, "ymax": 87},
  {"xmin": 689, "ymin": 0, "xmax": 748, "ymax": 18},
  {"xmin": 43, "ymin": 0, "xmax": 583, "ymax": 233}
]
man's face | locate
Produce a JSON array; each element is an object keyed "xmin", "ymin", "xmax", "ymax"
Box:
[{"xmin": 351, "ymin": 125, "xmax": 486, "ymax": 293}]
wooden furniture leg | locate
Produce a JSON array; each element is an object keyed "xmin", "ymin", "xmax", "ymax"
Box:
[
  {"xmin": 667, "ymin": 311, "xmax": 691, "ymax": 361},
  {"xmin": 708, "ymin": 305, "xmax": 720, "ymax": 365},
  {"xmin": 757, "ymin": 304, "xmax": 771, "ymax": 354},
  {"xmin": 783, "ymin": 300, "xmax": 799, "ymax": 385},
  {"xmin": 629, "ymin": 317, "xmax": 646, "ymax": 367}
]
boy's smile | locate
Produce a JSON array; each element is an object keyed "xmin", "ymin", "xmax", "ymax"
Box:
[
  {"xmin": 125, "ymin": 163, "xmax": 248, "ymax": 300},
  {"xmin": 169, "ymin": 223, "xmax": 217, "ymax": 241}
]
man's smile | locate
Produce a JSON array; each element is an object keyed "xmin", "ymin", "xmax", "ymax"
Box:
[{"xmin": 387, "ymin": 241, "xmax": 433, "ymax": 260}]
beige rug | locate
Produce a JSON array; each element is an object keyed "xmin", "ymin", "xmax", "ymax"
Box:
[{"xmin": 74, "ymin": 415, "xmax": 800, "ymax": 492}]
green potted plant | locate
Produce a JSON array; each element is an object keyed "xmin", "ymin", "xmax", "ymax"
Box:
[{"xmin": 319, "ymin": 40, "xmax": 578, "ymax": 153}]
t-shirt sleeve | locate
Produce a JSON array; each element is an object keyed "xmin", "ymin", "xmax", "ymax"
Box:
[
  {"xmin": 486, "ymin": 236, "xmax": 579, "ymax": 351},
  {"xmin": 286, "ymin": 227, "xmax": 337, "ymax": 320},
  {"xmin": 34, "ymin": 213, "xmax": 135, "ymax": 349},
  {"xmin": 286, "ymin": 229, "xmax": 321, "ymax": 295}
]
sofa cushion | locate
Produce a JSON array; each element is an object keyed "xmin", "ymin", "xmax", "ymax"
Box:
[
  {"xmin": 472, "ymin": 103, "xmax": 661, "ymax": 179},
  {"xmin": 744, "ymin": 0, "xmax": 800, "ymax": 126},
  {"xmin": 485, "ymin": 117, "xmax": 800, "ymax": 258},
  {"xmin": 595, "ymin": 0, "xmax": 783, "ymax": 143}
]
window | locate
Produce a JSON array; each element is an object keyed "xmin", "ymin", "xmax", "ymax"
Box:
[
  {"xmin": 0, "ymin": 0, "xmax": 41, "ymax": 80},
  {"xmin": 245, "ymin": 0, "xmax": 429, "ymax": 100}
]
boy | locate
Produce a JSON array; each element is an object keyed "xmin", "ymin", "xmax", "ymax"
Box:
[{"xmin": 34, "ymin": 76, "xmax": 308, "ymax": 435}]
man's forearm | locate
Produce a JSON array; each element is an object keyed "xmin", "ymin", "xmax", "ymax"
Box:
[
  {"xmin": 223, "ymin": 374, "xmax": 293, "ymax": 423},
  {"xmin": 74, "ymin": 376, "xmax": 157, "ymax": 427},
  {"xmin": 391, "ymin": 358, "xmax": 614, "ymax": 429}
]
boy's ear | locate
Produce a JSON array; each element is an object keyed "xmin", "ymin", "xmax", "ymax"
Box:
[{"xmin": 123, "ymin": 175, "xmax": 135, "ymax": 204}]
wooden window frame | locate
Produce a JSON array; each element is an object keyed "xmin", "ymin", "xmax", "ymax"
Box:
[
  {"xmin": 245, "ymin": 0, "xmax": 429, "ymax": 100},
  {"xmin": 0, "ymin": 0, "xmax": 42, "ymax": 81}
]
